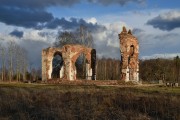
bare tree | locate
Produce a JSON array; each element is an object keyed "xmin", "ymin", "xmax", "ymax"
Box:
[
  {"xmin": 0, "ymin": 40, "xmax": 29, "ymax": 82},
  {"xmin": 79, "ymin": 25, "xmax": 94, "ymax": 48},
  {"xmin": 7, "ymin": 40, "xmax": 16, "ymax": 82},
  {"xmin": 55, "ymin": 25, "xmax": 94, "ymax": 48},
  {"xmin": 22, "ymin": 48, "xmax": 28, "ymax": 81},
  {"xmin": 14, "ymin": 44, "xmax": 21, "ymax": 81},
  {"xmin": 0, "ymin": 44, "xmax": 6, "ymax": 81},
  {"xmin": 54, "ymin": 32, "xmax": 77, "ymax": 47},
  {"xmin": 174, "ymin": 56, "xmax": 180, "ymax": 83},
  {"xmin": 79, "ymin": 25, "xmax": 94, "ymax": 78},
  {"xmin": 54, "ymin": 25, "xmax": 94, "ymax": 79}
]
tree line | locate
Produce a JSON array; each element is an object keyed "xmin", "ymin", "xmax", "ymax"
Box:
[
  {"xmin": 96, "ymin": 56, "xmax": 180, "ymax": 82},
  {"xmin": 140, "ymin": 56, "xmax": 180, "ymax": 83},
  {"xmin": 96, "ymin": 57, "xmax": 121, "ymax": 80},
  {"xmin": 0, "ymin": 40, "xmax": 41, "ymax": 82}
]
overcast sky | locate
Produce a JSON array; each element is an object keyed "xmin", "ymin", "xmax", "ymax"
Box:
[{"xmin": 0, "ymin": 0, "xmax": 180, "ymax": 68}]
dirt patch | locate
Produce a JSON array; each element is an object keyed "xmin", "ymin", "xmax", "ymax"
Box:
[{"xmin": 43, "ymin": 79, "xmax": 138, "ymax": 86}]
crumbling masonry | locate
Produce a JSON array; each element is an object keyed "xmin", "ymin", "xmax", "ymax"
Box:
[
  {"xmin": 42, "ymin": 27, "xmax": 139, "ymax": 82},
  {"xmin": 42, "ymin": 44, "xmax": 96, "ymax": 81},
  {"xmin": 119, "ymin": 27, "xmax": 139, "ymax": 82}
]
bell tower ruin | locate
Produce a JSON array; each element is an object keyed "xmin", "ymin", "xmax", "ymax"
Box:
[{"xmin": 119, "ymin": 26, "xmax": 139, "ymax": 82}]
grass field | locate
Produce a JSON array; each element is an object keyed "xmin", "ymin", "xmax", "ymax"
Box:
[{"xmin": 0, "ymin": 82, "xmax": 179, "ymax": 120}]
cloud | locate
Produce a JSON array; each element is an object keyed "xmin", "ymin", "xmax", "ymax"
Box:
[
  {"xmin": 42, "ymin": 17, "xmax": 106, "ymax": 31},
  {"xmin": 92, "ymin": 22, "xmax": 128, "ymax": 59},
  {"xmin": 134, "ymin": 29, "xmax": 180, "ymax": 59},
  {"xmin": 146, "ymin": 10, "xmax": 180, "ymax": 31},
  {"xmin": 88, "ymin": 0, "xmax": 146, "ymax": 6},
  {"xmin": 0, "ymin": 7, "xmax": 53, "ymax": 29},
  {"xmin": 1, "ymin": 0, "xmax": 145, "ymax": 9},
  {"xmin": 0, "ymin": 0, "xmax": 143, "ymax": 32},
  {"xmin": 95, "ymin": 39, "xmax": 120, "ymax": 59},
  {"xmin": 0, "ymin": 0, "xmax": 107, "ymax": 31},
  {"xmin": 87, "ymin": 17, "xmax": 97, "ymax": 24},
  {"xmin": 132, "ymin": 28, "xmax": 144, "ymax": 34},
  {"xmin": 19, "ymin": 39, "xmax": 50, "ymax": 68},
  {"xmin": 0, "ymin": 7, "xmax": 105, "ymax": 31},
  {"xmin": 9, "ymin": 29, "xmax": 24, "ymax": 38},
  {"xmin": 0, "ymin": 5, "xmax": 106, "ymax": 31},
  {"xmin": 0, "ymin": 0, "xmax": 80, "ymax": 9}
]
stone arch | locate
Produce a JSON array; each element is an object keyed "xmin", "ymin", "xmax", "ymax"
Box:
[
  {"xmin": 71, "ymin": 49, "xmax": 91, "ymax": 64},
  {"xmin": 70, "ymin": 47, "xmax": 93, "ymax": 80},
  {"xmin": 53, "ymin": 51, "xmax": 62, "ymax": 57},
  {"xmin": 42, "ymin": 47, "xmax": 64, "ymax": 80},
  {"xmin": 42, "ymin": 45, "xmax": 96, "ymax": 81}
]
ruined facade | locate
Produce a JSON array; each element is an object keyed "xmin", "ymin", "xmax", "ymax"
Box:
[
  {"xmin": 42, "ymin": 44, "xmax": 96, "ymax": 81},
  {"xmin": 119, "ymin": 27, "xmax": 139, "ymax": 82}
]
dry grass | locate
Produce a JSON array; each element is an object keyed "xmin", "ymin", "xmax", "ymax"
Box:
[{"xmin": 0, "ymin": 82, "xmax": 179, "ymax": 120}]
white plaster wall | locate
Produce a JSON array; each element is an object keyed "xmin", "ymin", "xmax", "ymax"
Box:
[
  {"xmin": 88, "ymin": 68, "xmax": 92, "ymax": 80},
  {"xmin": 125, "ymin": 67, "xmax": 129, "ymax": 82},
  {"xmin": 60, "ymin": 65, "xmax": 65, "ymax": 78},
  {"xmin": 86, "ymin": 63, "xmax": 92, "ymax": 80},
  {"xmin": 136, "ymin": 68, "xmax": 139, "ymax": 82},
  {"xmin": 48, "ymin": 58, "xmax": 53, "ymax": 79},
  {"xmin": 131, "ymin": 69, "xmax": 139, "ymax": 82},
  {"xmin": 69, "ymin": 60, "xmax": 74, "ymax": 81},
  {"xmin": 133, "ymin": 71, "xmax": 136, "ymax": 81}
]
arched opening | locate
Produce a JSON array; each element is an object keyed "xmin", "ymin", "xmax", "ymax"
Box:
[
  {"xmin": 130, "ymin": 45, "xmax": 134, "ymax": 56},
  {"xmin": 75, "ymin": 53, "xmax": 88, "ymax": 80},
  {"xmin": 128, "ymin": 45, "xmax": 134, "ymax": 64},
  {"xmin": 51, "ymin": 52, "xmax": 64, "ymax": 79}
]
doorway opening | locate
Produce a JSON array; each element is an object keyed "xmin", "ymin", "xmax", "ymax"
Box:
[
  {"xmin": 51, "ymin": 52, "xmax": 64, "ymax": 79},
  {"xmin": 75, "ymin": 53, "xmax": 87, "ymax": 80}
]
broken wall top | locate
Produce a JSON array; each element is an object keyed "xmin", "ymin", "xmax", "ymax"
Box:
[
  {"xmin": 42, "ymin": 44, "xmax": 93, "ymax": 63},
  {"xmin": 43, "ymin": 44, "xmax": 92, "ymax": 53},
  {"xmin": 119, "ymin": 27, "xmax": 139, "ymax": 53}
]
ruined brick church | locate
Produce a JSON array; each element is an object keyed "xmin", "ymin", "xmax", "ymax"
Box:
[
  {"xmin": 42, "ymin": 26, "xmax": 139, "ymax": 82},
  {"xmin": 42, "ymin": 44, "xmax": 96, "ymax": 81}
]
